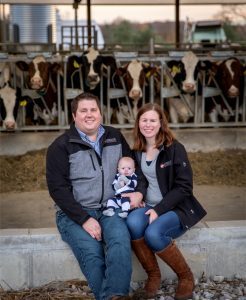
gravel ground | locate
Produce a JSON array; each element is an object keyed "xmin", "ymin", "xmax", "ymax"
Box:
[{"xmin": 0, "ymin": 275, "xmax": 245, "ymax": 299}]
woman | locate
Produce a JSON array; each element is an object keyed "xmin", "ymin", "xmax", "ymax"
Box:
[{"xmin": 127, "ymin": 103, "xmax": 207, "ymax": 300}]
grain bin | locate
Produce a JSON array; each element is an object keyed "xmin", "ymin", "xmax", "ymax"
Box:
[{"xmin": 9, "ymin": 5, "xmax": 57, "ymax": 44}]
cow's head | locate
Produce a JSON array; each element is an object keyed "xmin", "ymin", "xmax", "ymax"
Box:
[
  {"xmin": 214, "ymin": 57, "xmax": 244, "ymax": 98},
  {"xmin": 69, "ymin": 47, "xmax": 117, "ymax": 90},
  {"xmin": 167, "ymin": 51, "xmax": 203, "ymax": 93},
  {"xmin": 117, "ymin": 60, "xmax": 157, "ymax": 101},
  {"xmin": 16, "ymin": 56, "xmax": 62, "ymax": 91},
  {"xmin": 0, "ymin": 84, "xmax": 18, "ymax": 130},
  {"xmin": 0, "ymin": 62, "xmax": 11, "ymax": 88},
  {"xmin": 0, "ymin": 62, "xmax": 18, "ymax": 130}
]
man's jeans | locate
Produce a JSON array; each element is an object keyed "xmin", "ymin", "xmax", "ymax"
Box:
[
  {"xmin": 56, "ymin": 209, "xmax": 132, "ymax": 300},
  {"xmin": 126, "ymin": 207, "xmax": 186, "ymax": 252}
]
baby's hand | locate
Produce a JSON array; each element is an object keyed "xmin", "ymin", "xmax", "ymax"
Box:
[
  {"xmin": 119, "ymin": 180, "xmax": 125, "ymax": 187},
  {"xmin": 119, "ymin": 175, "xmax": 129, "ymax": 184}
]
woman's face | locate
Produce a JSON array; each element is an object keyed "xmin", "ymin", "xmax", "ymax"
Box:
[{"xmin": 139, "ymin": 110, "xmax": 161, "ymax": 140}]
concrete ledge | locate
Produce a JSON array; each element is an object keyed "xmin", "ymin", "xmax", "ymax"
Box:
[
  {"xmin": 1, "ymin": 221, "xmax": 246, "ymax": 291},
  {"xmin": 1, "ymin": 128, "xmax": 246, "ymax": 156}
]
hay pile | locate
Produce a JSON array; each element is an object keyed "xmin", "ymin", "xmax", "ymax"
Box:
[{"xmin": 0, "ymin": 149, "xmax": 245, "ymax": 193}]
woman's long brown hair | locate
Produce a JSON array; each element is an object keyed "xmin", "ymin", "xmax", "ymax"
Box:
[{"xmin": 132, "ymin": 103, "xmax": 175, "ymax": 151}]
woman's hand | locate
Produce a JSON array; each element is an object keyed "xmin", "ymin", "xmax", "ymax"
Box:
[
  {"xmin": 122, "ymin": 191, "xmax": 145, "ymax": 209},
  {"xmin": 145, "ymin": 209, "xmax": 158, "ymax": 224}
]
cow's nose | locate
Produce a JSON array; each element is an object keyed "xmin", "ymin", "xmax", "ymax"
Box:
[
  {"xmin": 5, "ymin": 121, "xmax": 16, "ymax": 130},
  {"xmin": 31, "ymin": 77, "xmax": 42, "ymax": 85},
  {"xmin": 88, "ymin": 75, "xmax": 99, "ymax": 82},
  {"xmin": 184, "ymin": 83, "xmax": 195, "ymax": 91},
  {"xmin": 228, "ymin": 86, "xmax": 239, "ymax": 97},
  {"xmin": 132, "ymin": 89, "xmax": 140, "ymax": 95}
]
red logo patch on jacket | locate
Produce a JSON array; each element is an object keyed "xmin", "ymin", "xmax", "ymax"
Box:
[{"xmin": 160, "ymin": 160, "xmax": 172, "ymax": 168}]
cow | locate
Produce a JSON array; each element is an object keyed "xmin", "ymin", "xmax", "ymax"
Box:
[
  {"xmin": 66, "ymin": 47, "xmax": 117, "ymax": 91},
  {"xmin": 159, "ymin": 52, "xmax": 199, "ymax": 124},
  {"xmin": 16, "ymin": 55, "xmax": 63, "ymax": 126},
  {"xmin": 210, "ymin": 57, "xmax": 246, "ymax": 122},
  {"xmin": 164, "ymin": 51, "xmax": 230, "ymax": 124},
  {"xmin": 0, "ymin": 62, "xmax": 19, "ymax": 130},
  {"xmin": 66, "ymin": 47, "xmax": 133, "ymax": 124},
  {"xmin": 116, "ymin": 59, "xmax": 157, "ymax": 118}
]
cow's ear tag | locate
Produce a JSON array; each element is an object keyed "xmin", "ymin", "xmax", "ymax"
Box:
[
  {"xmin": 145, "ymin": 71, "xmax": 151, "ymax": 78},
  {"xmin": 172, "ymin": 65, "xmax": 181, "ymax": 75},
  {"xmin": 73, "ymin": 60, "xmax": 80, "ymax": 69},
  {"xmin": 20, "ymin": 99, "xmax": 27, "ymax": 107}
]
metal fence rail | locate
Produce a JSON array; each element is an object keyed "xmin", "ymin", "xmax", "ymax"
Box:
[{"xmin": 0, "ymin": 51, "xmax": 245, "ymax": 132}]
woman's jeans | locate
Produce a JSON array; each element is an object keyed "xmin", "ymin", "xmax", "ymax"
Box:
[
  {"xmin": 126, "ymin": 206, "xmax": 186, "ymax": 252},
  {"xmin": 56, "ymin": 209, "xmax": 132, "ymax": 300}
]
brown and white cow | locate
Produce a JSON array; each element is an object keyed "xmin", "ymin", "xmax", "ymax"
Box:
[
  {"xmin": 211, "ymin": 57, "xmax": 245, "ymax": 121},
  {"xmin": 0, "ymin": 62, "xmax": 18, "ymax": 130},
  {"xmin": 16, "ymin": 55, "xmax": 63, "ymax": 125},
  {"xmin": 116, "ymin": 59, "xmax": 157, "ymax": 117},
  {"xmin": 214, "ymin": 57, "xmax": 244, "ymax": 98}
]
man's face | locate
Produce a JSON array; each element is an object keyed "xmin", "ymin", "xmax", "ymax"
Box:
[{"xmin": 73, "ymin": 99, "xmax": 102, "ymax": 137}]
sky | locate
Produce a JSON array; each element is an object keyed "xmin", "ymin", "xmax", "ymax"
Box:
[{"xmin": 57, "ymin": 5, "xmax": 225, "ymax": 24}]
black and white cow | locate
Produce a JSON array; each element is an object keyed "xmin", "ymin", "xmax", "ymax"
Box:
[
  {"xmin": 67, "ymin": 47, "xmax": 117, "ymax": 91},
  {"xmin": 66, "ymin": 47, "xmax": 133, "ymax": 124},
  {"xmin": 16, "ymin": 55, "xmax": 63, "ymax": 125},
  {"xmin": 116, "ymin": 59, "xmax": 157, "ymax": 118},
  {"xmin": 163, "ymin": 51, "xmax": 206, "ymax": 123},
  {"xmin": 0, "ymin": 62, "xmax": 19, "ymax": 130},
  {"xmin": 164, "ymin": 51, "xmax": 235, "ymax": 123}
]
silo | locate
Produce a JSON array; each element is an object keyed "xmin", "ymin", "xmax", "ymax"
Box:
[{"xmin": 9, "ymin": 5, "xmax": 57, "ymax": 44}]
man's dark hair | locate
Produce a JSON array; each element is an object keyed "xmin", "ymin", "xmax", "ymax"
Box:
[{"xmin": 71, "ymin": 92, "xmax": 101, "ymax": 115}]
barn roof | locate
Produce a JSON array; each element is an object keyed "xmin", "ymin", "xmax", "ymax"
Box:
[{"xmin": 1, "ymin": 0, "xmax": 245, "ymax": 4}]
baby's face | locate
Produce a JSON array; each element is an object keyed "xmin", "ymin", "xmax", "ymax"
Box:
[{"xmin": 118, "ymin": 160, "xmax": 135, "ymax": 176}]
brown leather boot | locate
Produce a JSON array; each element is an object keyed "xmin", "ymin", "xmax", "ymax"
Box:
[
  {"xmin": 156, "ymin": 242, "xmax": 194, "ymax": 300},
  {"xmin": 132, "ymin": 238, "xmax": 161, "ymax": 298}
]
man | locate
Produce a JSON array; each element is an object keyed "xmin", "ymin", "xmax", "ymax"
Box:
[{"xmin": 46, "ymin": 92, "xmax": 145, "ymax": 300}]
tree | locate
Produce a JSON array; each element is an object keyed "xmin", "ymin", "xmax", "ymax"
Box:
[
  {"xmin": 101, "ymin": 20, "xmax": 156, "ymax": 50},
  {"xmin": 214, "ymin": 5, "xmax": 246, "ymax": 41},
  {"xmin": 214, "ymin": 5, "xmax": 246, "ymax": 24}
]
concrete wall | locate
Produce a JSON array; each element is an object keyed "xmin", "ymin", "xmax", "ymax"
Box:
[
  {"xmin": 0, "ymin": 128, "xmax": 246, "ymax": 156},
  {"xmin": 1, "ymin": 220, "xmax": 245, "ymax": 291}
]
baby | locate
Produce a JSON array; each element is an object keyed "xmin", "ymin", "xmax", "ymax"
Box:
[{"xmin": 103, "ymin": 156, "xmax": 137, "ymax": 218}]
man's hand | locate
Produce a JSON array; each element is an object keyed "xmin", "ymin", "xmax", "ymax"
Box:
[
  {"xmin": 122, "ymin": 191, "xmax": 145, "ymax": 209},
  {"xmin": 82, "ymin": 217, "xmax": 102, "ymax": 241}
]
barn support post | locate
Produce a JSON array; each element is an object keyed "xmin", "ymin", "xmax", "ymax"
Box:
[
  {"xmin": 175, "ymin": 0, "xmax": 180, "ymax": 48},
  {"xmin": 87, "ymin": 0, "xmax": 92, "ymax": 48},
  {"xmin": 73, "ymin": 0, "xmax": 81, "ymax": 50}
]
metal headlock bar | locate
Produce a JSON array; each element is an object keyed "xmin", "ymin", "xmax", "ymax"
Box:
[{"xmin": 0, "ymin": 51, "xmax": 245, "ymax": 131}]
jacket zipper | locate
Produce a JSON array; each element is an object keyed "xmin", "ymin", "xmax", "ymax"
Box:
[
  {"xmin": 95, "ymin": 154, "xmax": 104, "ymax": 204},
  {"xmin": 90, "ymin": 150, "xmax": 104, "ymax": 204},
  {"xmin": 99, "ymin": 164, "xmax": 104, "ymax": 204},
  {"xmin": 89, "ymin": 153, "xmax": 96, "ymax": 170}
]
